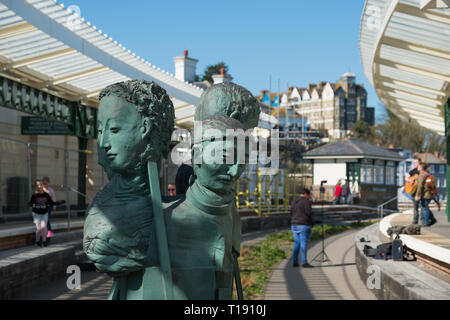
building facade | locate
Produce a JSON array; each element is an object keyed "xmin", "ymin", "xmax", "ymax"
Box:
[
  {"xmin": 258, "ymin": 72, "xmax": 375, "ymax": 140},
  {"xmin": 303, "ymin": 138, "xmax": 404, "ymax": 208}
]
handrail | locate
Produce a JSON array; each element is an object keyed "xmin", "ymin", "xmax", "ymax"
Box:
[
  {"xmin": 60, "ymin": 184, "xmax": 92, "ymax": 202},
  {"xmin": 377, "ymin": 196, "xmax": 398, "ymax": 219}
]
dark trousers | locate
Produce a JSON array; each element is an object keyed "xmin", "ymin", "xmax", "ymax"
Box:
[
  {"xmin": 412, "ymin": 198, "xmax": 420, "ymax": 224},
  {"xmin": 47, "ymin": 206, "xmax": 52, "ymax": 231}
]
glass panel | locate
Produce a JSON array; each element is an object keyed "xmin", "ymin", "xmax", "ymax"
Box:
[
  {"xmin": 361, "ymin": 165, "xmax": 373, "ymax": 184},
  {"xmin": 374, "ymin": 165, "xmax": 384, "ymax": 184},
  {"xmin": 386, "ymin": 167, "xmax": 395, "ymax": 185}
]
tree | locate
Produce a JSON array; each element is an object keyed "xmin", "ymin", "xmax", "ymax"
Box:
[
  {"xmin": 353, "ymin": 109, "xmax": 445, "ymax": 154},
  {"xmin": 351, "ymin": 120, "xmax": 373, "ymax": 141},
  {"xmin": 200, "ymin": 62, "xmax": 233, "ymax": 83}
]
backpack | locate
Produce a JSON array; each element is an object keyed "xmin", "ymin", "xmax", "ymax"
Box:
[
  {"xmin": 363, "ymin": 242, "xmax": 392, "ymax": 260},
  {"xmin": 426, "ymin": 175, "xmax": 437, "ymax": 195}
]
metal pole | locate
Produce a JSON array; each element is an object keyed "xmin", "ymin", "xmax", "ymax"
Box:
[
  {"xmin": 0, "ymin": 148, "xmax": 3, "ymax": 219},
  {"xmin": 27, "ymin": 143, "xmax": 32, "ymax": 213},
  {"xmin": 445, "ymin": 98, "xmax": 450, "ymax": 222},
  {"xmin": 65, "ymin": 149, "xmax": 71, "ymax": 232}
]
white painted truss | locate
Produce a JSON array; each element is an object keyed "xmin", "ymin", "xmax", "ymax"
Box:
[{"xmin": 360, "ymin": 0, "xmax": 449, "ymax": 135}]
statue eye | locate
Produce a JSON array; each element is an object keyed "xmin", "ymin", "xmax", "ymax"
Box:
[{"xmin": 110, "ymin": 127, "xmax": 119, "ymax": 133}]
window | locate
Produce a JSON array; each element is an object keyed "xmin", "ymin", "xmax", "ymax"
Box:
[
  {"xmin": 429, "ymin": 165, "xmax": 435, "ymax": 174},
  {"xmin": 386, "ymin": 161, "xmax": 395, "ymax": 185},
  {"xmin": 439, "ymin": 164, "xmax": 445, "ymax": 174},
  {"xmin": 374, "ymin": 160, "xmax": 385, "ymax": 184},
  {"xmin": 405, "ymin": 161, "xmax": 411, "ymax": 173},
  {"xmin": 361, "ymin": 159, "xmax": 373, "ymax": 184}
]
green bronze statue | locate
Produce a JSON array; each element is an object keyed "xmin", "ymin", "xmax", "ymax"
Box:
[{"xmin": 83, "ymin": 81, "xmax": 260, "ymax": 300}]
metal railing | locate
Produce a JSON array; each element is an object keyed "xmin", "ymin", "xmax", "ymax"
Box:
[
  {"xmin": 377, "ymin": 196, "xmax": 398, "ymax": 219},
  {"xmin": 235, "ymin": 166, "xmax": 313, "ymax": 215},
  {"xmin": 0, "ymin": 135, "xmax": 104, "ymax": 230}
]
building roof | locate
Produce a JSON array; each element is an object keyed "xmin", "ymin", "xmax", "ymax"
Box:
[
  {"xmin": 415, "ymin": 153, "xmax": 446, "ymax": 164},
  {"xmin": 303, "ymin": 138, "xmax": 405, "ymax": 161},
  {"xmin": 0, "ymin": 0, "xmax": 202, "ymax": 129},
  {"xmin": 359, "ymin": 0, "xmax": 449, "ymax": 136}
]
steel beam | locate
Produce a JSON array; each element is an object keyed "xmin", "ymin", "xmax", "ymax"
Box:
[
  {"xmin": 445, "ymin": 98, "xmax": 450, "ymax": 222},
  {"xmin": 0, "ymin": 22, "xmax": 36, "ymax": 39}
]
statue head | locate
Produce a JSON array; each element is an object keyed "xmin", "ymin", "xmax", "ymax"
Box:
[
  {"xmin": 97, "ymin": 80, "xmax": 175, "ymax": 177},
  {"xmin": 195, "ymin": 82, "xmax": 260, "ymax": 129},
  {"xmin": 192, "ymin": 83, "xmax": 260, "ymax": 195}
]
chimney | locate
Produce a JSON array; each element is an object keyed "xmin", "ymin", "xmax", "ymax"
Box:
[
  {"xmin": 173, "ymin": 49, "xmax": 198, "ymax": 83},
  {"xmin": 212, "ymin": 67, "xmax": 230, "ymax": 84}
]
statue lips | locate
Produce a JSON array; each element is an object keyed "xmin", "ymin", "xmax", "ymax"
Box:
[
  {"xmin": 106, "ymin": 153, "xmax": 116, "ymax": 160},
  {"xmin": 217, "ymin": 175, "xmax": 232, "ymax": 182}
]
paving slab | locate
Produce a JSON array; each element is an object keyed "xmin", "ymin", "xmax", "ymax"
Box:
[{"xmin": 264, "ymin": 229, "xmax": 377, "ymax": 300}]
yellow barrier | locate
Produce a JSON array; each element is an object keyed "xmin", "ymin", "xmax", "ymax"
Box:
[{"xmin": 236, "ymin": 166, "xmax": 311, "ymax": 216}]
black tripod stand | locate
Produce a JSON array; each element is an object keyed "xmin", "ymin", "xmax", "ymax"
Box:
[{"xmin": 311, "ymin": 182, "xmax": 330, "ymax": 264}]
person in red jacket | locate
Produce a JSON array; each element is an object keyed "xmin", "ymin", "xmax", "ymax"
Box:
[{"xmin": 334, "ymin": 180, "xmax": 342, "ymax": 204}]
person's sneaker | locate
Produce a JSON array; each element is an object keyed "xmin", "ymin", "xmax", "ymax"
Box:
[
  {"xmin": 302, "ymin": 263, "xmax": 314, "ymax": 268},
  {"xmin": 47, "ymin": 230, "xmax": 53, "ymax": 238},
  {"xmin": 34, "ymin": 241, "xmax": 42, "ymax": 247},
  {"xmin": 293, "ymin": 263, "xmax": 299, "ymax": 267},
  {"xmin": 42, "ymin": 241, "xmax": 48, "ymax": 247}
]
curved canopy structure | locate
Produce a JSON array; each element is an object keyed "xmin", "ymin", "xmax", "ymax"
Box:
[
  {"xmin": 360, "ymin": 0, "xmax": 450, "ymax": 135},
  {"xmin": 0, "ymin": 0, "xmax": 203, "ymax": 128}
]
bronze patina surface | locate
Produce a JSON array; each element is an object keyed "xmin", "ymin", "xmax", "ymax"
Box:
[{"xmin": 83, "ymin": 81, "xmax": 260, "ymax": 299}]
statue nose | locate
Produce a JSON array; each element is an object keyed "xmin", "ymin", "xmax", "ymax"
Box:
[
  {"xmin": 98, "ymin": 132, "xmax": 111, "ymax": 151},
  {"xmin": 227, "ymin": 164, "xmax": 240, "ymax": 178}
]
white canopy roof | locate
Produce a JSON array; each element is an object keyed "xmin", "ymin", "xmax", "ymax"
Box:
[
  {"xmin": 0, "ymin": 0, "xmax": 203, "ymax": 128},
  {"xmin": 360, "ymin": 0, "xmax": 449, "ymax": 135},
  {"xmin": 0, "ymin": 0, "xmax": 277, "ymax": 131}
]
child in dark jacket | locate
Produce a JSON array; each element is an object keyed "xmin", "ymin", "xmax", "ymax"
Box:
[{"xmin": 29, "ymin": 180, "xmax": 56, "ymax": 247}]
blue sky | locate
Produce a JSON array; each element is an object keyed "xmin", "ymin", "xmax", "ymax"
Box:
[{"xmin": 65, "ymin": 0, "xmax": 388, "ymax": 123}]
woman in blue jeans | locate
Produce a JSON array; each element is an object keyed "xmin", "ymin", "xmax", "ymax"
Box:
[{"xmin": 290, "ymin": 188, "xmax": 314, "ymax": 268}]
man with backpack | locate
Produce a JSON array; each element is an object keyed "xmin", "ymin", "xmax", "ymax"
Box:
[{"xmin": 415, "ymin": 162, "xmax": 437, "ymax": 227}]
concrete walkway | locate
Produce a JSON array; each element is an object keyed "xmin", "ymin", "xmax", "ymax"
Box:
[
  {"xmin": 263, "ymin": 229, "xmax": 377, "ymax": 300},
  {"xmin": 13, "ymin": 228, "xmax": 285, "ymax": 300},
  {"xmin": 14, "ymin": 228, "xmax": 376, "ymax": 300}
]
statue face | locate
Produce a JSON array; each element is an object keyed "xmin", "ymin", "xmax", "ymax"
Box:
[
  {"xmin": 97, "ymin": 95, "xmax": 148, "ymax": 175},
  {"xmin": 194, "ymin": 138, "xmax": 247, "ymax": 195}
]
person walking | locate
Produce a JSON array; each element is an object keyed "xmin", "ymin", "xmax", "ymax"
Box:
[
  {"xmin": 341, "ymin": 179, "xmax": 350, "ymax": 204},
  {"xmin": 290, "ymin": 187, "xmax": 314, "ymax": 268},
  {"xmin": 405, "ymin": 156, "xmax": 421, "ymax": 224},
  {"xmin": 333, "ymin": 180, "xmax": 342, "ymax": 205},
  {"xmin": 415, "ymin": 163, "xmax": 437, "ymax": 227},
  {"xmin": 42, "ymin": 176, "xmax": 56, "ymax": 238},
  {"xmin": 29, "ymin": 180, "xmax": 56, "ymax": 247}
]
